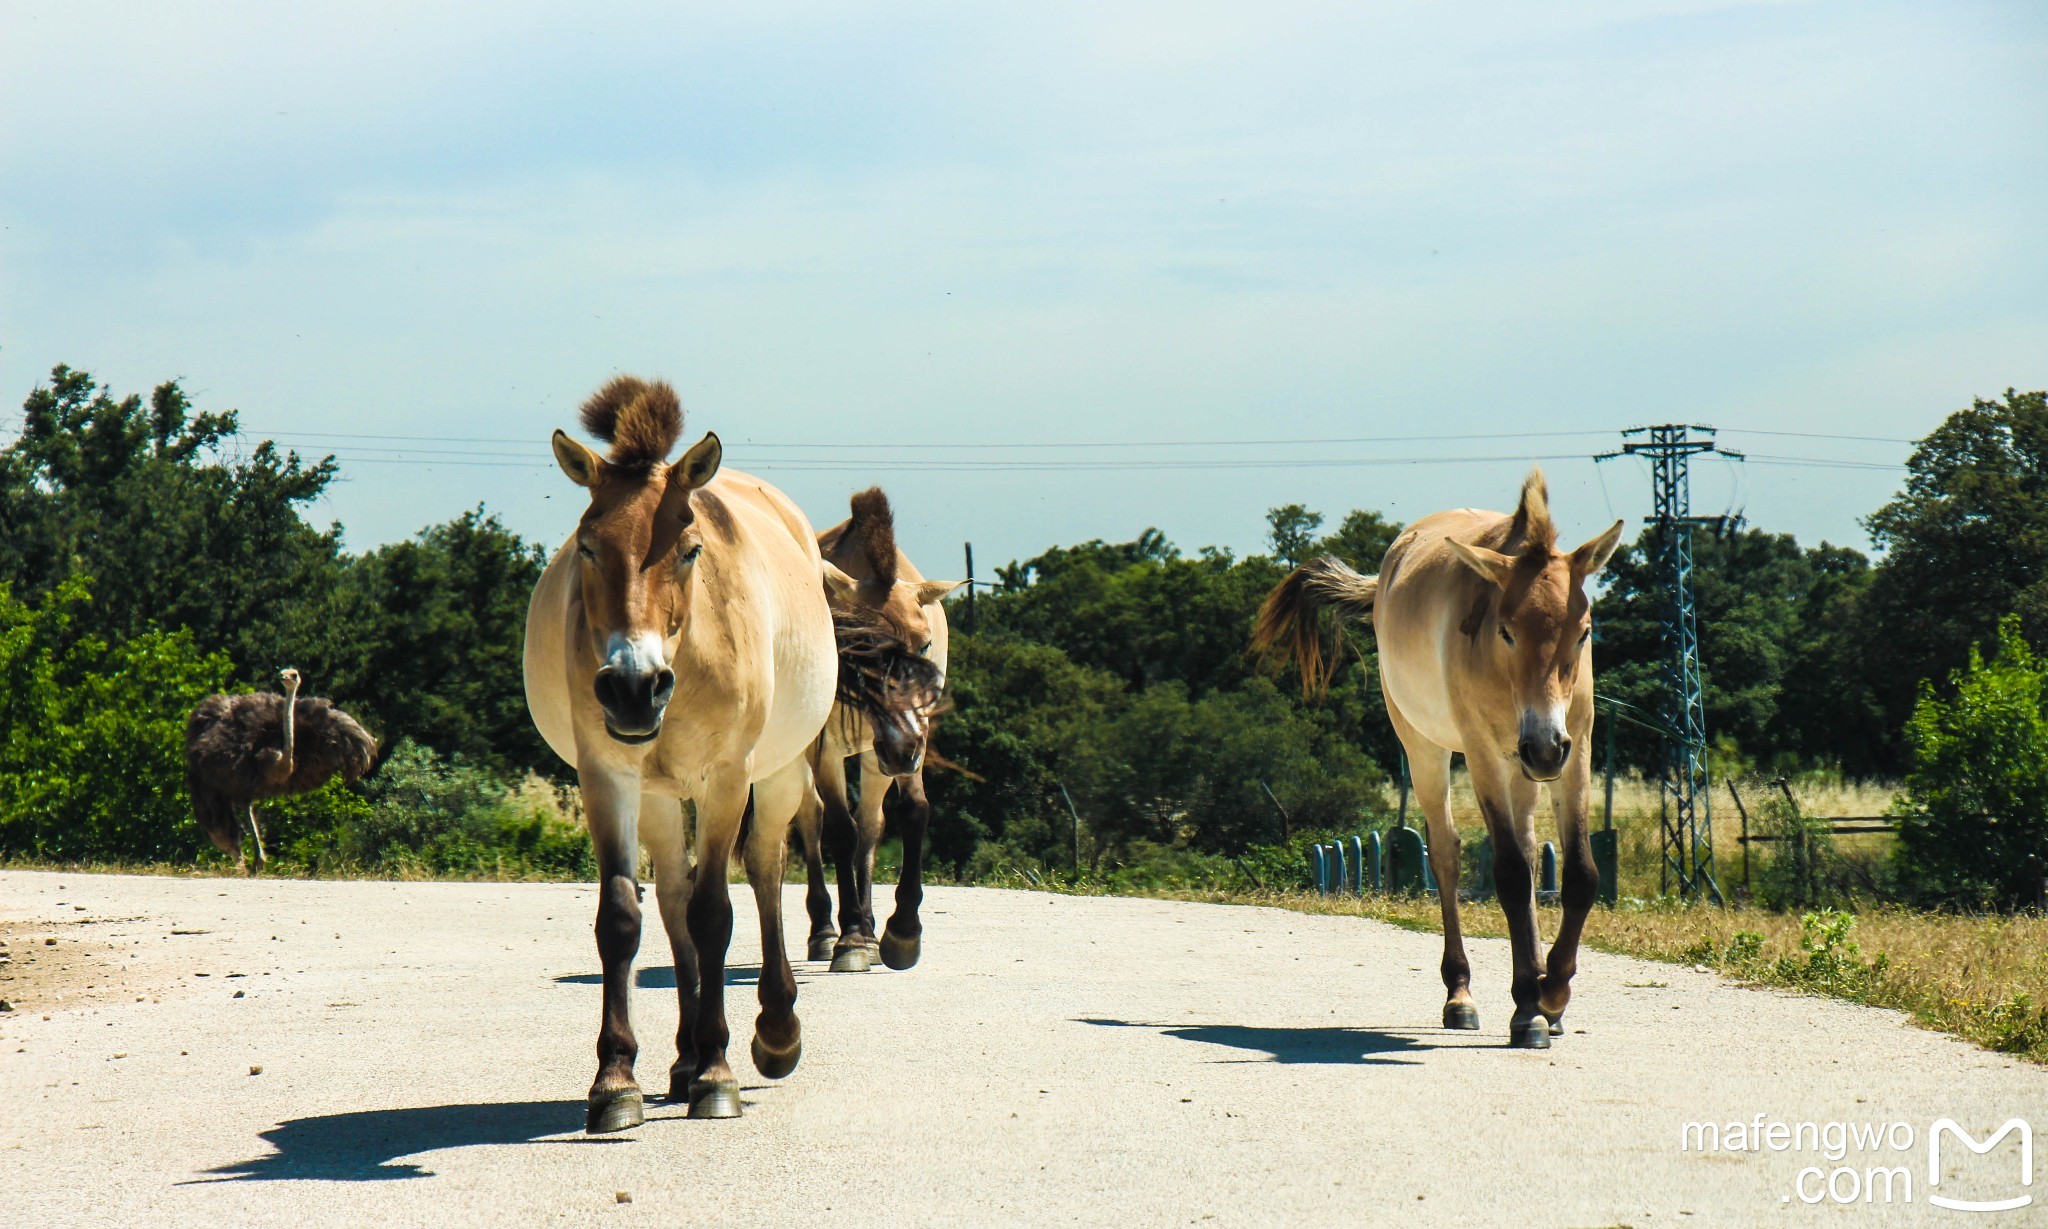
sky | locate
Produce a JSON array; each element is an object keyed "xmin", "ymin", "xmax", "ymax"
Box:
[{"xmin": 3, "ymin": 0, "xmax": 2044, "ymax": 574}]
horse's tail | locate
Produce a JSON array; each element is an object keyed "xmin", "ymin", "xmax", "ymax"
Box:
[{"xmin": 1250, "ymin": 555, "xmax": 1379, "ymax": 699}]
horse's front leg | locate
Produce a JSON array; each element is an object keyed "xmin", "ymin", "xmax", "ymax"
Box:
[
  {"xmin": 639, "ymin": 793, "xmax": 701, "ymax": 1101},
  {"xmin": 581, "ymin": 769, "xmax": 645, "ymax": 1133},
  {"xmin": 1539, "ymin": 711, "xmax": 1600, "ymax": 1035},
  {"xmin": 683, "ymin": 774, "xmax": 750, "ymax": 1118},
  {"xmin": 1469, "ymin": 754, "xmax": 1549, "ymax": 1049},
  {"xmin": 879, "ymin": 768, "xmax": 931, "ymax": 971},
  {"xmin": 742, "ymin": 759, "xmax": 809, "ymax": 1081}
]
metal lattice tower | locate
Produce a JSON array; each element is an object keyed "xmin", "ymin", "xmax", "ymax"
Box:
[{"xmin": 1599, "ymin": 425, "xmax": 1741, "ymax": 902}]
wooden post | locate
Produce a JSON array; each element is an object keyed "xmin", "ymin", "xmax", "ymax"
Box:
[
  {"xmin": 1057, "ymin": 780, "xmax": 1083, "ymax": 872},
  {"xmin": 963, "ymin": 542, "xmax": 976, "ymax": 632},
  {"xmin": 1260, "ymin": 780, "xmax": 1292, "ymax": 844}
]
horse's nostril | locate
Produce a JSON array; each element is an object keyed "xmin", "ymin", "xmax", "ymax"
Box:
[
  {"xmin": 652, "ymin": 670, "xmax": 676, "ymax": 706},
  {"xmin": 594, "ymin": 668, "xmax": 623, "ymax": 710},
  {"xmin": 1558, "ymin": 736, "xmax": 1573, "ymax": 758}
]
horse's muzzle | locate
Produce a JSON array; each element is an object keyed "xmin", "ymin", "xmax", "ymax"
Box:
[
  {"xmin": 1517, "ymin": 731, "xmax": 1572, "ymax": 782},
  {"xmin": 595, "ymin": 663, "xmax": 674, "ymax": 744}
]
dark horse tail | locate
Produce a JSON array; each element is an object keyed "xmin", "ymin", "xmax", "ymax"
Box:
[{"xmin": 1250, "ymin": 555, "xmax": 1380, "ymax": 700}]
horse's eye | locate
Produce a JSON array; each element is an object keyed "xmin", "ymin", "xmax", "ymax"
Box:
[
  {"xmin": 1499, "ymin": 627, "xmax": 1515, "ymax": 648},
  {"xmin": 919, "ymin": 641, "xmax": 933, "ymax": 656},
  {"xmin": 1579, "ymin": 627, "xmax": 1593, "ymax": 644},
  {"xmin": 576, "ymin": 544, "xmax": 597, "ymax": 562},
  {"xmin": 680, "ymin": 544, "xmax": 704, "ymax": 565}
]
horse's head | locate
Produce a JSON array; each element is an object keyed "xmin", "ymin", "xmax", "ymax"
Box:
[
  {"xmin": 1447, "ymin": 469, "xmax": 1622, "ymax": 782},
  {"xmin": 551, "ymin": 376, "xmax": 722, "ymax": 746},
  {"xmin": 823, "ymin": 562, "xmax": 962, "ymax": 776}
]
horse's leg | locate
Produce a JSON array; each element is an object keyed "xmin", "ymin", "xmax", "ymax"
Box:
[
  {"xmin": 1469, "ymin": 753, "xmax": 1548, "ymax": 1049},
  {"xmin": 1539, "ymin": 701, "xmax": 1599, "ymax": 1036},
  {"xmin": 742, "ymin": 759, "xmax": 808, "ymax": 1080},
  {"xmin": 683, "ymin": 773, "xmax": 749, "ymax": 1118},
  {"xmin": 793, "ymin": 762, "xmax": 837, "ymax": 962},
  {"xmin": 581, "ymin": 768, "xmax": 646, "ymax": 1132},
  {"xmin": 843, "ymin": 752, "xmax": 890, "ymax": 950},
  {"xmin": 822, "ymin": 752, "xmax": 872, "ymax": 973},
  {"xmin": 640, "ymin": 793, "xmax": 701, "ymax": 1101},
  {"xmin": 1390, "ymin": 711, "xmax": 1470, "ymax": 1029},
  {"xmin": 879, "ymin": 767, "xmax": 930, "ymax": 971}
]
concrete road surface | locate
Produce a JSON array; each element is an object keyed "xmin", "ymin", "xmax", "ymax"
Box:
[{"xmin": 3, "ymin": 870, "xmax": 2043, "ymax": 1227}]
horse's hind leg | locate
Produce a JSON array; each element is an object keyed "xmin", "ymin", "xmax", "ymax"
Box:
[
  {"xmin": 1391, "ymin": 713, "xmax": 1473, "ymax": 1030},
  {"xmin": 792, "ymin": 757, "xmax": 837, "ymax": 961},
  {"xmin": 743, "ymin": 759, "xmax": 808, "ymax": 1082},
  {"xmin": 640, "ymin": 794, "xmax": 701, "ymax": 1101},
  {"xmin": 819, "ymin": 753, "xmax": 871, "ymax": 972},
  {"xmin": 879, "ymin": 767, "xmax": 931, "ymax": 971}
]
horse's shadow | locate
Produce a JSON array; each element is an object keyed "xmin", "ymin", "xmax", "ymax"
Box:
[
  {"xmin": 1077, "ymin": 1017, "xmax": 1433, "ymax": 1065},
  {"xmin": 553, "ymin": 964, "xmax": 764, "ymax": 989},
  {"xmin": 191, "ymin": 1100, "xmax": 616, "ymax": 1182}
]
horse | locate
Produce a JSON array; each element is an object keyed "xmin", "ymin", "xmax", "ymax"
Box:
[
  {"xmin": 1252, "ymin": 468, "xmax": 1622, "ymax": 1048},
  {"xmin": 792, "ymin": 488, "xmax": 964, "ymax": 973},
  {"xmin": 525, "ymin": 375, "xmax": 849, "ymax": 1130}
]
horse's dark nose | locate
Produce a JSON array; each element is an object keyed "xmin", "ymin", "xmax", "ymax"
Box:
[
  {"xmin": 1517, "ymin": 731, "xmax": 1571, "ymax": 779},
  {"xmin": 595, "ymin": 665, "xmax": 674, "ymax": 741}
]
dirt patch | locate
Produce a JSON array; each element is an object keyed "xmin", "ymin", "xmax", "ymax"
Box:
[{"xmin": 0, "ymin": 915, "xmax": 162, "ymax": 1013}]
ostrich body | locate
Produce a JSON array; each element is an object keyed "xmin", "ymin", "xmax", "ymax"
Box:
[{"xmin": 184, "ymin": 668, "xmax": 378, "ymax": 871}]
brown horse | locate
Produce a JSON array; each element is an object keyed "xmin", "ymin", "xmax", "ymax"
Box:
[
  {"xmin": 793, "ymin": 489, "xmax": 962, "ymax": 973},
  {"xmin": 524, "ymin": 376, "xmax": 842, "ymax": 1131},
  {"xmin": 1254, "ymin": 469, "xmax": 1622, "ymax": 1048}
]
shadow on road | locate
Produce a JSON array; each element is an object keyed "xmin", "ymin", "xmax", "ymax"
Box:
[
  {"xmin": 1077, "ymin": 1018, "xmax": 1433, "ymax": 1065},
  {"xmin": 193, "ymin": 1100, "xmax": 613, "ymax": 1182},
  {"xmin": 554, "ymin": 963, "xmax": 761, "ymax": 989}
]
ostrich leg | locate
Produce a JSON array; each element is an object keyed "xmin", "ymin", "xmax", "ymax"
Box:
[{"xmin": 245, "ymin": 806, "xmax": 268, "ymax": 870}]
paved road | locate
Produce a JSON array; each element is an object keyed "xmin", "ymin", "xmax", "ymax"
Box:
[{"xmin": 3, "ymin": 870, "xmax": 2042, "ymax": 1227}]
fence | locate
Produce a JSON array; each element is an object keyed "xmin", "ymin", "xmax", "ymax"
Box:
[{"xmin": 1309, "ymin": 828, "xmax": 1574, "ymax": 903}]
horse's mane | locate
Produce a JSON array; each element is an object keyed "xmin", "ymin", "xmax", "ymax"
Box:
[
  {"xmin": 1505, "ymin": 467, "xmax": 1557, "ymax": 553},
  {"xmin": 832, "ymin": 607, "xmax": 942, "ymax": 727},
  {"xmin": 579, "ymin": 376, "xmax": 682, "ymax": 472},
  {"xmin": 846, "ymin": 487, "xmax": 900, "ymax": 586}
]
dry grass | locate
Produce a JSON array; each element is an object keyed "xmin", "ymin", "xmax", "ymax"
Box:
[{"xmin": 1157, "ymin": 886, "xmax": 2048, "ymax": 1064}]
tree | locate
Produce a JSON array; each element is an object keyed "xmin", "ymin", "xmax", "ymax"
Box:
[
  {"xmin": 1315, "ymin": 509, "xmax": 1402, "ymax": 574},
  {"xmin": 1863, "ymin": 389, "xmax": 2048, "ymax": 764},
  {"xmin": 1896, "ymin": 616, "xmax": 2048, "ymax": 910},
  {"xmin": 1264, "ymin": 504, "xmax": 1323, "ymax": 566}
]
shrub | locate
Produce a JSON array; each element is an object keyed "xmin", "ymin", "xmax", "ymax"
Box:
[{"xmin": 1896, "ymin": 616, "xmax": 2048, "ymax": 909}]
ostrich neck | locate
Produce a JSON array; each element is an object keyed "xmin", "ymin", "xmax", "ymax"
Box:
[{"xmin": 280, "ymin": 683, "xmax": 299, "ymax": 778}]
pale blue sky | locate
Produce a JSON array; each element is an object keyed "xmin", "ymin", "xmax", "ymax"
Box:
[{"xmin": 3, "ymin": 1, "xmax": 2043, "ymax": 571}]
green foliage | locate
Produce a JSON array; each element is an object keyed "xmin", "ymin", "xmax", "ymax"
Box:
[
  {"xmin": 1897, "ymin": 616, "xmax": 2048, "ymax": 909},
  {"xmin": 1264, "ymin": 504, "xmax": 1322, "ymax": 566},
  {"xmin": 270, "ymin": 742, "xmax": 592, "ymax": 877},
  {"xmin": 0, "ymin": 578, "xmax": 231, "ymax": 861}
]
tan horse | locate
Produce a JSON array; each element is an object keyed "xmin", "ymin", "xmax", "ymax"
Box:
[
  {"xmin": 1254, "ymin": 469, "xmax": 1622, "ymax": 1048},
  {"xmin": 793, "ymin": 489, "xmax": 963, "ymax": 973},
  {"xmin": 524, "ymin": 376, "xmax": 839, "ymax": 1131}
]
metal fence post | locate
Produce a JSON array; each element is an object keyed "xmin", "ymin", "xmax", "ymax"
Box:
[
  {"xmin": 1541, "ymin": 841, "xmax": 1558, "ymax": 895},
  {"xmin": 1366, "ymin": 831, "xmax": 1383, "ymax": 892}
]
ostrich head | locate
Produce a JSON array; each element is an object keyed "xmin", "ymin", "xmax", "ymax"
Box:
[{"xmin": 279, "ymin": 667, "xmax": 301, "ymax": 692}]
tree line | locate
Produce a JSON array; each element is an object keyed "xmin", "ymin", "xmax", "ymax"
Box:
[{"xmin": 2, "ymin": 364, "xmax": 2044, "ymax": 905}]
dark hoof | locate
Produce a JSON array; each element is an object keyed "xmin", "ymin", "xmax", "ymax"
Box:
[
  {"xmin": 687, "ymin": 1077, "xmax": 742, "ymax": 1119},
  {"xmin": 1546, "ymin": 1015, "xmax": 1565, "ymax": 1036},
  {"xmin": 807, "ymin": 933, "xmax": 838, "ymax": 962},
  {"xmin": 586, "ymin": 1090, "xmax": 645, "ymax": 1134},
  {"xmin": 1509, "ymin": 1017, "xmax": 1552, "ymax": 1049},
  {"xmin": 879, "ymin": 925, "xmax": 921, "ymax": 971},
  {"xmin": 751, "ymin": 1031, "xmax": 802, "ymax": 1080},
  {"xmin": 830, "ymin": 944, "xmax": 873, "ymax": 973},
  {"xmin": 1443, "ymin": 1001, "xmax": 1480, "ymax": 1031}
]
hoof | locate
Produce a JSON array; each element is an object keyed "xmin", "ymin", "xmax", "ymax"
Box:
[
  {"xmin": 586, "ymin": 1090, "xmax": 645, "ymax": 1135},
  {"xmin": 687, "ymin": 1077, "xmax": 742, "ymax": 1119},
  {"xmin": 1546, "ymin": 1014, "xmax": 1565, "ymax": 1036},
  {"xmin": 830, "ymin": 944, "xmax": 873, "ymax": 973},
  {"xmin": 1443, "ymin": 1001, "xmax": 1480, "ymax": 1031},
  {"xmin": 1509, "ymin": 1017, "xmax": 1552, "ymax": 1049},
  {"xmin": 751, "ymin": 1031, "xmax": 802, "ymax": 1080},
  {"xmin": 879, "ymin": 925, "xmax": 921, "ymax": 971},
  {"xmin": 807, "ymin": 933, "xmax": 838, "ymax": 962}
]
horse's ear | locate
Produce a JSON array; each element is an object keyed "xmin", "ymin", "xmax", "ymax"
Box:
[
  {"xmin": 553, "ymin": 430, "xmax": 603, "ymax": 488},
  {"xmin": 913, "ymin": 579, "xmax": 968, "ymax": 606},
  {"xmin": 1446, "ymin": 537, "xmax": 1514, "ymax": 589},
  {"xmin": 822, "ymin": 560, "xmax": 860, "ymax": 603},
  {"xmin": 671, "ymin": 431, "xmax": 722, "ymax": 492},
  {"xmin": 1570, "ymin": 520, "xmax": 1626, "ymax": 578}
]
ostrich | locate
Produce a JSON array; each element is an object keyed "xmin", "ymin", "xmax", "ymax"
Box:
[{"xmin": 184, "ymin": 668, "xmax": 378, "ymax": 872}]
